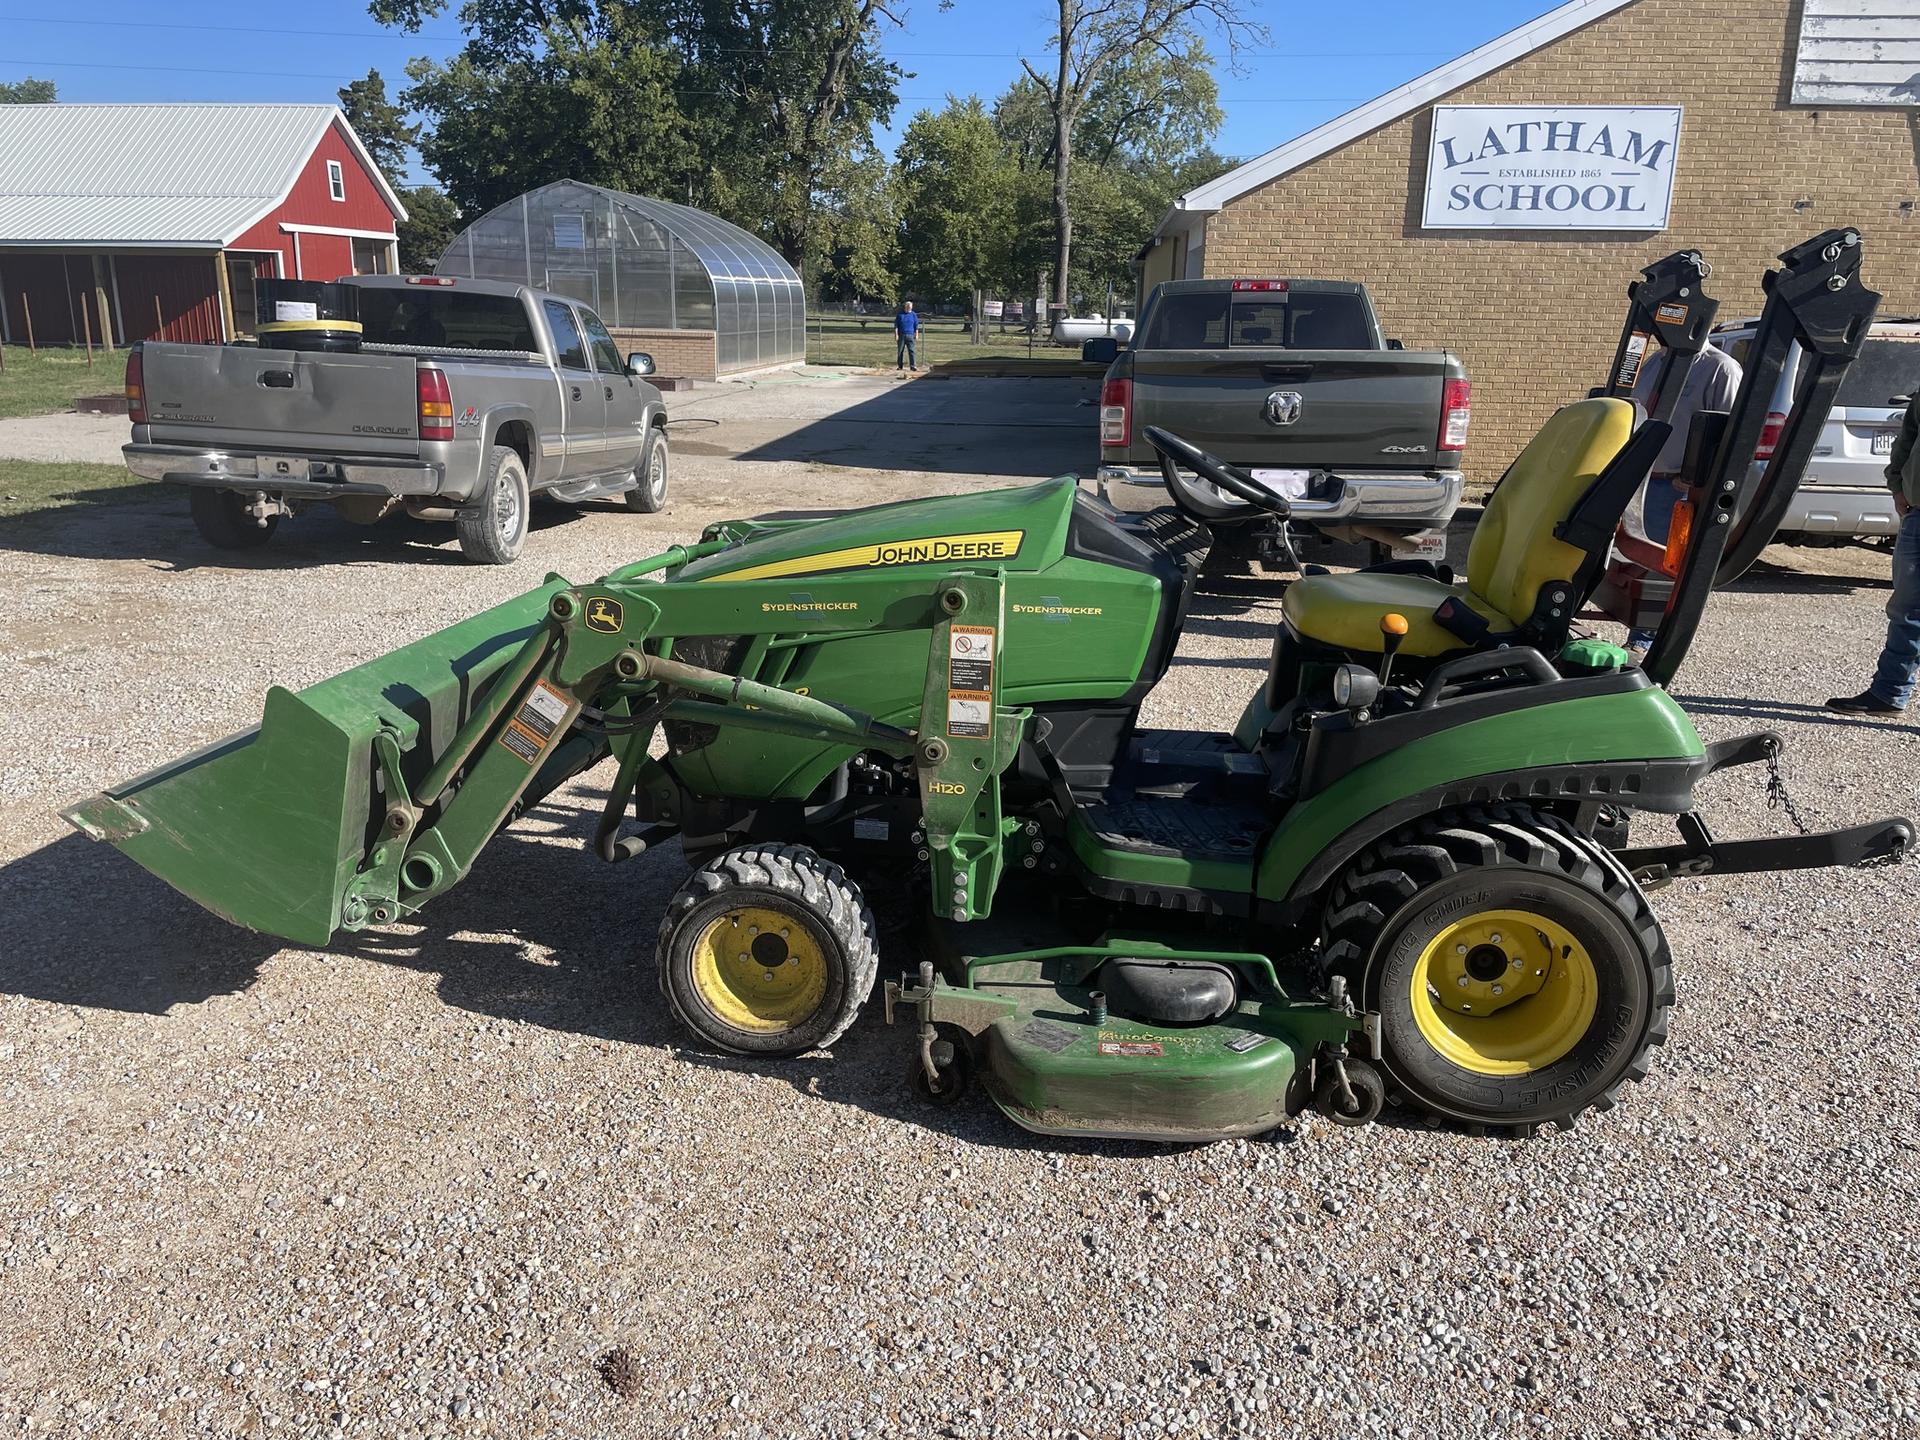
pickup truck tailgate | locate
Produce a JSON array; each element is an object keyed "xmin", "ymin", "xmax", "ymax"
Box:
[
  {"xmin": 1131, "ymin": 351, "xmax": 1451, "ymax": 467},
  {"xmin": 141, "ymin": 343, "xmax": 423, "ymax": 455}
]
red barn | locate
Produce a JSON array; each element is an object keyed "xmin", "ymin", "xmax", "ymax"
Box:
[{"xmin": 0, "ymin": 103, "xmax": 406, "ymax": 347}]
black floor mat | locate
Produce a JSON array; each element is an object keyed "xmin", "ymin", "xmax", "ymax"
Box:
[{"xmin": 1077, "ymin": 796, "xmax": 1268, "ymax": 861}]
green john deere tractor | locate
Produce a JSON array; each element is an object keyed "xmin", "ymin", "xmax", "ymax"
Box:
[{"xmin": 65, "ymin": 230, "xmax": 1912, "ymax": 1141}]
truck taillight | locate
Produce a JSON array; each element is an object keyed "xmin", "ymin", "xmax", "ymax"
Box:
[
  {"xmin": 1439, "ymin": 378, "xmax": 1472, "ymax": 452},
  {"xmin": 406, "ymin": 276, "xmax": 456, "ymax": 286},
  {"xmin": 1100, "ymin": 377, "xmax": 1131, "ymax": 447},
  {"xmin": 1230, "ymin": 279, "xmax": 1289, "ymax": 292},
  {"xmin": 1754, "ymin": 409, "xmax": 1786, "ymax": 460},
  {"xmin": 418, "ymin": 368, "xmax": 453, "ymax": 441},
  {"xmin": 125, "ymin": 344, "xmax": 147, "ymax": 424}
]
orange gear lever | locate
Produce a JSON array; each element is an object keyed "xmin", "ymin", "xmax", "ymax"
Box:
[{"xmin": 1378, "ymin": 612, "xmax": 1409, "ymax": 688}]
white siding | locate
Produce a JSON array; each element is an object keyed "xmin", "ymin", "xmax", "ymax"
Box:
[{"xmin": 1792, "ymin": 1, "xmax": 1920, "ymax": 105}]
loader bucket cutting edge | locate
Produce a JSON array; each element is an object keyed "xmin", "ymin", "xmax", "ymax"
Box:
[{"xmin": 61, "ymin": 579, "xmax": 571, "ymax": 947}]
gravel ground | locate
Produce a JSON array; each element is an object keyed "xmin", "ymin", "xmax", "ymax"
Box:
[
  {"xmin": 1, "ymin": 377, "xmax": 1917, "ymax": 1439},
  {"xmin": 0, "ymin": 411, "xmax": 129, "ymax": 466}
]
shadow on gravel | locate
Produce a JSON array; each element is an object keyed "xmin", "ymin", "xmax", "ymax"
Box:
[
  {"xmin": 0, "ymin": 487, "xmax": 602, "ymax": 570},
  {"xmin": 1675, "ymin": 692, "xmax": 1916, "ymax": 735},
  {"xmin": 0, "ymin": 832, "xmax": 278, "ymax": 1011},
  {"xmin": 1724, "ymin": 557, "xmax": 1893, "ymax": 595}
]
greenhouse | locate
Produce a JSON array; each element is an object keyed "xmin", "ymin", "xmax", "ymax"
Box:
[{"xmin": 434, "ymin": 179, "xmax": 804, "ymax": 379}]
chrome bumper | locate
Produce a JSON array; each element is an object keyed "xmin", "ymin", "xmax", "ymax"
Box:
[
  {"xmin": 1780, "ymin": 486, "xmax": 1904, "ymax": 537},
  {"xmin": 124, "ymin": 444, "xmax": 444, "ymax": 498},
  {"xmin": 1096, "ymin": 464, "xmax": 1463, "ymax": 527}
]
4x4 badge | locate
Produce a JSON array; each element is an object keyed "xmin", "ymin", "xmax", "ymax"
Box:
[{"xmin": 585, "ymin": 597, "xmax": 624, "ymax": 633}]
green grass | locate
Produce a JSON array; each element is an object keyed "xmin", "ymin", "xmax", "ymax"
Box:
[
  {"xmin": 804, "ymin": 315, "xmax": 1082, "ymax": 370},
  {"xmin": 0, "ymin": 345, "xmax": 130, "ymax": 419},
  {"xmin": 0, "ymin": 458, "xmax": 162, "ymax": 520}
]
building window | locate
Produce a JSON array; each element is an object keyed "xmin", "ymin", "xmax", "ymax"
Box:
[{"xmin": 327, "ymin": 160, "xmax": 345, "ymax": 202}]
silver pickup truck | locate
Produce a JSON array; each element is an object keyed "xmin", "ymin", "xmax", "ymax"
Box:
[{"xmin": 124, "ymin": 276, "xmax": 669, "ymax": 565}]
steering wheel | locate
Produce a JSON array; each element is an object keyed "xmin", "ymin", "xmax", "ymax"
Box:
[{"xmin": 1142, "ymin": 425, "xmax": 1292, "ymax": 526}]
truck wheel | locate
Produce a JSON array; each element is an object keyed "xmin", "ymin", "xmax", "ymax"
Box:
[
  {"xmin": 1320, "ymin": 806, "xmax": 1672, "ymax": 1135},
  {"xmin": 626, "ymin": 429, "xmax": 668, "ymax": 513},
  {"xmin": 190, "ymin": 489, "xmax": 278, "ymax": 549},
  {"xmin": 456, "ymin": 445, "xmax": 530, "ymax": 565},
  {"xmin": 658, "ymin": 844, "xmax": 879, "ymax": 1058}
]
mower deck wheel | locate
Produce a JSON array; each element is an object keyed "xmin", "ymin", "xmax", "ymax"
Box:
[
  {"xmin": 1314, "ymin": 1057, "xmax": 1385, "ymax": 1127},
  {"xmin": 658, "ymin": 843, "xmax": 878, "ymax": 1057},
  {"xmin": 1322, "ymin": 806, "xmax": 1673, "ymax": 1134},
  {"xmin": 911, "ymin": 1033, "xmax": 974, "ymax": 1107}
]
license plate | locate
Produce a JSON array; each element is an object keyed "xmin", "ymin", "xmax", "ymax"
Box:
[
  {"xmin": 256, "ymin": 454, "xmax": 309, "ymax": 481},
  {"xmin": 1403, "ymin": 531, "xmax": 1447, "ymax": 560},
  {"xmin": 1250, "ymin": 467, "xmax": 1313, "ymax": 500},
  {"xmin": 1873, "ymin": 430, "xmax": 1895, "ymax": 455}
]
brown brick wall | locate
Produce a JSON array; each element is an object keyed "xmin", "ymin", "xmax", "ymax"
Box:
[
  {"xmin": 1201, "ymin": 0, "xmax": 1920, "ymax": 485},
  {"xmin": 609, "ymin": 327, "xmax": 717, "ymax": 381}
]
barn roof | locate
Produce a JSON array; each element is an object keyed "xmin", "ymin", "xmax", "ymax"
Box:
[
  {"xmin": 1148, "ymin": 0, "xmax": 1637, "ymax": 241},
  {"xmin": 0, "ymin": 103, "xmax": 406, "ymax": 248}
]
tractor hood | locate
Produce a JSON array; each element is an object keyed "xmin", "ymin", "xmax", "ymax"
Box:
[{"xmin": 678, "ymin": 478, "xmax": 1082, "ymax": 584}]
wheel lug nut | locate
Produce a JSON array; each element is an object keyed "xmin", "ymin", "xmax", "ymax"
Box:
[
  {"xmin": 1456, "ymin": 975, "xmax": 1469, "ymax": 988},
  {"xmin": 1491, "ymin": 984, "xmax": 1504, "ymax": 996},
  {"xmin": 1489, "ymin": 932, "xmax": 1502, "ymax": 944},
  {"xmin": 1455, "ymin": 944, "xmax": 1468, "ymax": 955}
]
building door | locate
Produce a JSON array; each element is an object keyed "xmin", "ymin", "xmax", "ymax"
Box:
[{"xmin": 226, "ymin": 256, "xmax": 260, "ymax": 338}]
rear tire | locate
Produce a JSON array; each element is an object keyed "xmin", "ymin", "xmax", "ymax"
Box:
[
  {"xmin": 1321, "ymin": 806, "xmax": 1672, "ymax": 1134},
  {"xmin": 625, "ymin": 429, "xmax": 668, "ymax": 513},
  {"xmin": 190, "ymin": 489, "xmax": 278, "ymax": 549},
  {"xmin": 456, "ymin": 445, "xmax": 530, "ymax": 565},
  {"xmin": 658, "ymin": 843, "xmax": 879, "ymax": 1057}
]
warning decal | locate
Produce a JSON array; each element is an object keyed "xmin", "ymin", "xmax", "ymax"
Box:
[
  {"xmin": 946, "ymin": 624, "xmax": 995, "ymax": 739},
  {"xmin": 499, "ymin": 679, "xmax": 572, "ymax": 765},
  {"xmin": 1097, "ymin": 1040, "xmax": 1165, "ymax": 1058},
  {"xmin": 1614, "ymin": 331, "xmax": 1650, "ymax": 390},
  {"xmin": 1655, "ymin": 301, "xmax": 1688, "ymax": 325}
]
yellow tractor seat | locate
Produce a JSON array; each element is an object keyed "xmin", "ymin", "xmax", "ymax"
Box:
[
  {"xmin": 1281, "ymin": 397, "xmax": 1639, "ymax": 658},
  {"xmin": 1280, "ymin": 571, "xmax": 1512, "ymax": 658}
]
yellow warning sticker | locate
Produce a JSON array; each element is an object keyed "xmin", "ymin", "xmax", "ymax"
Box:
[{"xmin": 701, "ymin": 530, "xmax": 1024, "ymax": 583}]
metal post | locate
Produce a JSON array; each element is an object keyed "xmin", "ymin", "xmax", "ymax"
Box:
[
  {"xmin": 22, "ymin": 292, "xmax": 34, "ymax": 353},
  {"xmin": 82, "ymin": 296, "xmax": 93, "ymax": 367},
  {"xmin": 154, "ymin": 296, "xmax": 164, "ymax": 341}
]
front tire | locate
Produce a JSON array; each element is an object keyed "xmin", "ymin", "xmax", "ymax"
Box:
[
  {"xmin": 625, "ymin": 429, "xmax": 668, "ymax": 513},
  {"xmin": 190, "ymin": 489, "xmax": 278, "ymax": 549},
  {"xmin": 658, "ymin": 844, "xmax": 879, "ymax": 1057},
  {"xmin": 456, "ymin": 445, "xmax": 530, "ymax": 565},
  {"xmin": 1322, "ymin": 807, "xmax": 1672, "ymax": 1134}
]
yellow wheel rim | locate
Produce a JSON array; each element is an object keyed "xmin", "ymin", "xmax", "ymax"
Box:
[
  {"xmin": 1409, "ymin": 908, "xmax": 1599, "ymax": 1077},
  {"xmin": 689, "ymin": 905, "xmax": 829, "ymax": 1034}
]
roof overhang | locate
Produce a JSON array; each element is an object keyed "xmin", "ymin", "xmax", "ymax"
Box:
[{"xmin": 1148, "ymin": 0, "xmax": 1638, "ymax": 242}]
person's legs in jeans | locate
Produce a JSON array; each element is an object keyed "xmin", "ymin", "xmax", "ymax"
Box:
[
  {"xmin": 1868, "ymin": 508, "xmax": 1920, "ymax": 707},
  {"xmin": 896, "ymin": 334, "xmax": 907, "ymax": 369},
  {"xmin": 905, "ymin": 335, "xmax": 917, "ymax": 370}
]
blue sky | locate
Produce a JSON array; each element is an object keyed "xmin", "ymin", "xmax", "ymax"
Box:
[{"xmin": 2, "ymin": 0, "xmax": 1555, "ymax": 184}]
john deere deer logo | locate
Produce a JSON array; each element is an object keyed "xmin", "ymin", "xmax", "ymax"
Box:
[{"xmin": 586, "ymin": 597, "xmax": 624, "ymax": 633}]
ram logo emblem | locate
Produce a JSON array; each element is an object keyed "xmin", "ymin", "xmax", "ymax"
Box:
[{"xmin": 1263, "ymin": 390, "xmax": 1303, "ymax": 427}]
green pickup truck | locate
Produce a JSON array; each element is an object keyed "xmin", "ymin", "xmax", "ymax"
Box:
[{"xmin": 1092, "ymin": 278, "xmax": 1470, "ymax": 561}]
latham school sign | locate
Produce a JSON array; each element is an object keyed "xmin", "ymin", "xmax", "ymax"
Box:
[{"xmin": 1422, "ymin": 105, "xmax": 1682, "ymax": 231}]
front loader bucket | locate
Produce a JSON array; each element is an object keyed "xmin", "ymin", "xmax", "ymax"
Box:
[{"xmin": 63, "ymin": 580, "xmax": 568, "ymax": 947}]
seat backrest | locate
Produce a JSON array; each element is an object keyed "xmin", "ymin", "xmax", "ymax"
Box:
[{"xmin": 1466, "ymin": 397, "xmax": 1636, "ymax": 621}]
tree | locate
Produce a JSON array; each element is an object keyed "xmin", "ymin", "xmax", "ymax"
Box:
[
  {"xmin": 338, "ymin": 68, "xmax": 418, "ymax": 179},
  {"xmin": 401, "ymin": 9, "xmax": 695, "ymax": 217},
  {"xmin": 893, "ymin": 98, "xmax": 1014, "ymax": 307},
  {"xmin": 395, "ymin": 185, "xmax": 461, "ymax": 272},
  {"xmin": 0, "ymin": 77, "xmax": 56, "ymax": 103},
  {"xmin": 811, "ymin": 148, "xmax": 898, "ymax": 304},
  {"xmin": 1021, "ymin": 0, "xmax": 1259, "ymax": 312},
  {"xmin": 371, "ymin": 0, "xmax": 903, "ymax": 270}
]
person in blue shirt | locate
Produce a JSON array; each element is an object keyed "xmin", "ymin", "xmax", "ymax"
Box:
[{"xmin": 895, "ymin": 300, "xmax": 919, "ymax": 372}]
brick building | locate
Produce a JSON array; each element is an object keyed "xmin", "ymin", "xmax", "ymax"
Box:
[
  {"xmin": 1139, "ymin": 0, "xmax": 1920, "ymax": 477},
  {"xmin": 0, "ymin": 104, "xmax": 404, "ymax": 347}
]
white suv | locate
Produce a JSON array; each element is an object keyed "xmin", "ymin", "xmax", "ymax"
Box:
[{"xmin": 1714, "ymin": 318, "xmax": 1916, "ymax": 549}]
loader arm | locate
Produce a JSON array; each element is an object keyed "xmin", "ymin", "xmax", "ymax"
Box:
[{"xmin": 67, "ymin": 546, "xmax": 1031, "ymax": 945}]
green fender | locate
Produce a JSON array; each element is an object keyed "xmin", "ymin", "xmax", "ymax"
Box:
[{"xmin": 1256, "ymin": 686, "xmax": 1705, "ymax": 902}]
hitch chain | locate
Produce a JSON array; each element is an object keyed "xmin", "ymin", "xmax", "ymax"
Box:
[{"xmin": 1764, "ymin": 747, "xmax": 1812, "ymax": 837}]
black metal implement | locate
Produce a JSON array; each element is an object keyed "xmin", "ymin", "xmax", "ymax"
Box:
[
  {"xmin": 1643, "ymin": 229, "xmax": 1881, "ymax": 688},
  {"xmin": 1595, "ymin": 248, "xmax": 1720, "ymax": 425}
]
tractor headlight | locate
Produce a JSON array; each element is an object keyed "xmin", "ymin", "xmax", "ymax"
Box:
[{"xmin": 1332, "ymin": 664, "xmax": 1380, "ymax": 714}]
